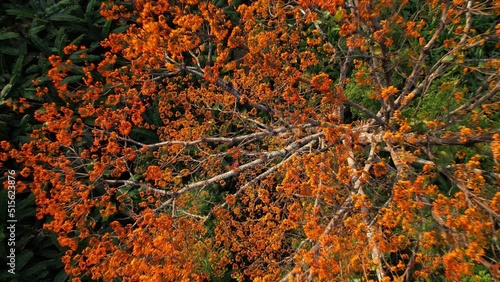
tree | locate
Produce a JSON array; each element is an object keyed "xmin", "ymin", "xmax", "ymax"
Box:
[
  {"xmin": 3, "ymin": 0, "xmax": 499, "ymax": 280},
  {"xmin": 1, "ymin": 0, "xmax": 115, "ymax": 281}
]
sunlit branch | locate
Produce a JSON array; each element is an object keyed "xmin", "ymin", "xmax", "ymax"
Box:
[
  {"xmin": 346, "ymin": 140, "xmax": 386, "ymax": 281},
  {"xmin": 446, "ymin": 79, "xmax": 499, "ymax": 125},
  {"xmin": 394, "ymin": 3, "xmax": 449, "ymax": 110},
  {"xmin": 177, "ymin": 209, "xmax": 207, "ymax": 220},
  {"xmin": 279, "ymin": 196, "xmax": 354, "ymax": 282},
  {"xmin": 416, "ymin": 130, "xmax": 500, "ymax": 146},
  {"xmin": 459, "ymin": 0, "xmax": 474, "ymax": 46},
  {"xmin": 421, "ymin": 147, "xmax": 500, "ymax": 221},
  {"xmin": 392, "ymin": 61, "xmax": 449, "ymax": 113},
  {"xmin": 414, "ymin": 158, "xmax": 500, "ymax": 180},
  {"xmin": 418, "ymin": 194, "xmax": 497, "ymax": 272},
  {"xmin": 154, "ymin": 132, "xmax": 324, "ymax": 213},
  {"xmin": 344, "ymin": 99, "xmax": 385, "ymax": 126},
  {"xmin": 103, "ymin": 179, "xmax": 172, "ymax": 195},
  {"xmin": 91, "ymin": 123, "xmax": 317, "ymax": 149},
  {"xmin": 207, "ymin": 139, "xmax": 318, "ymax": 220},
  {"xmin": 185, "ymin": 67, "xmax": 276, "ymax": 115}
]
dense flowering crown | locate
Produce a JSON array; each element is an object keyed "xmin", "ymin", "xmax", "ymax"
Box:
[{"xmin": 3, "ymin": 0, "xmax": 500, "ymax": 281}]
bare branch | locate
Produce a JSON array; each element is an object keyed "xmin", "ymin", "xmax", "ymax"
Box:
[
  {"xmin": 279, "ymin": 196, "xmax": 354, "ymax": 282},
  {"xmin": 346, "ymin": 140, "xmax": 387, "ymax": 281},
  {"xmin": 447, "ymin": 79, "xmax": 500, "ymax": 124},
  {"xmin": 204, "ymin": 139, "xmax": 317, "ymax": 223},
  {"xmin": 91, "ymin": 123, "xmax": 317, "ymax": 149},
  {"xmin": 344, "ymin": 99, "xmax": 386, "ymax": 126},
  {"xmin": 394, "ymin": 3, "xmax": 449, "ymax": 108},
  {"xmin": 421, "ymin": 147, "xmax": 500, "ymax": 221},
  {"xmin": 155, "ymin": 132, "xmax": 323, "ymax": 213},
  {"xmin": 104, "ymin": 179, "xmax": 172, "ymax": 195}
]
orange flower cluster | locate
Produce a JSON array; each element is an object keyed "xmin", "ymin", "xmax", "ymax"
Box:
[{"xmin": 6, "ymin": 0, "xmax": 499, "ymax": 281}]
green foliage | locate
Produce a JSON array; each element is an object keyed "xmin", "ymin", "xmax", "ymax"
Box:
[
  {"xmin": 0, "ymin": 0, "xmax": 114, "ymax": 281},
  {"xmin": 344, "ymin": 80, "xmax": 380, "ymax": 120},
  {"xmin": 463, "ymin": 265, "xmax": 494, "ymax": 282},
  {"xmin": 0, "ymin": 190, "xmax": 66, "ymax": 282},
  {"xmin": 0, "ymin": 0, "xmax": 109, "ymax": 146}
]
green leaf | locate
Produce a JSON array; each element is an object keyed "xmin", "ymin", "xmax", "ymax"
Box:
[
  {"xmin": 13, "ymin": 55, "xmax": 24, "ymax": 76},
  {"xmin": 16, "ymin": 230, "xmax": 34, "ymax": 250},
  {"xmin": 25, "ymin": 64, "xmax": 41, "ymax": 74},
  {"xmin": 1, "ymin": 84, "xmax": 12, "ymax": 99},
  {"xmin": 435, "ymin": 150, "xmax": 454, "ymax": 167},
  {"xmin": 16, "ymin": 193, "xmax": 35, "ymax": 210},
  {"xmin": 70, "ymin": 34, "xmax": 86, "ymax": 46},
  {"xmin": 102, "ymin": 20, "xmax": 113, "ymax": 38},
  {"xmin": 0, "ymin": 46, "xmax": 19, "ymax": 56},
  {"xmin": 44, "ymin": 0, "xmax": 75, "ymax": 15},
  {"xmin": 35, "ymin": 76, "xmax": 52, "ymax": 85},
  {"xmin": 112, "ymin": 25, "xmax": 129, "ymax": 34},
  {"xmin": 49, "ymin": 231, "xmax": 66, "ymax": 252},
  {"xmin": 0, "ymin": 271, "xmax": 19, "ymax": 280},
  {"xmin": 16, "ymin": 250, "xmax": 34, "ymax": 271},
  {"xmin": 119, "ymin": 185, "xmax": 132, "ymax": 195},
  {"xmin": 38, "ymin": 249, "xmax": 61, "ymax": 259},
  {"xmin": 68, "ymin": 53, "xmax": 101, "ymax": 64},
  {"xmin": 30, "ymin": 35, "xmax": 50, "ymax": 54},
  {"xmin": 61, "ymin": 75, "xmax": 83, "ymax": 85},
  {"xmin": 16, "ymin": 207, "xmax": 36, "ymax": 221},
  {"xmin": 0, "ymin": 190, "xmax": 6, "ymax": 221},
  {"xmin": 442, "ymin": 54, "xmax": 455, "ymax": 62},
  {"xmin": 0, "ymin": 32, "xmax": 21, "ymax": 40},
  {"xmin": 49, "ymin": 14, "xmax": 82, "ymax": 22},
  {"xmin": 28, "ymin": 25, "xmax": 46, "ymax": 36},
  {"xmin": 54, "ymin": 28, "xmax": 68, "ymax": 55},
  {"xmin": 54, "ymin": 269, "xmax": 68, "ymax": 282},
  {"xmin": 21, "ymin": 262, "xmax": 49, "ymax": 278},
  {"xmin": 86, "ymin": 0, "xmax": 98, "ymax": 16},
  {"xmin": 5, "ymin": 8, "xmax": 35, "ymax": 18},
  {"xmin": 19, "ymin": 114, "xmax": 32, "ymax": 128},
  {"xmin": 333, "ymin": 8, "xmax": 343, "ymax": 22},
  {"xmin": 82, "ymin": 54, "xmax": 102, "ymax": 62}
]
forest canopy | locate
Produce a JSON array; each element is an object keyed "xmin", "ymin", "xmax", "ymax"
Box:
[{"xmin": 1, "ymin": 0, "xmax": 500, "ymax": 281}]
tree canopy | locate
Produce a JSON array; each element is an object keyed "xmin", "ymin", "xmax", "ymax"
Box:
[{"xmin": 2, "ymin": 0, "xmax": 500, "ymax": 281}]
